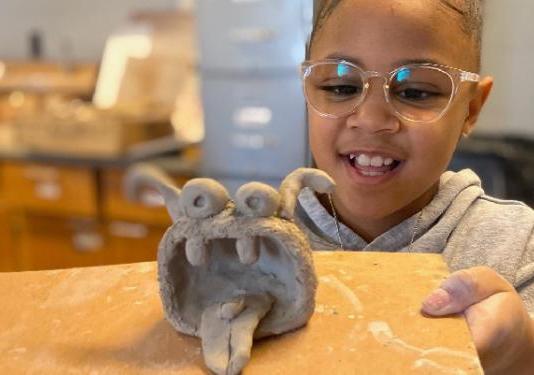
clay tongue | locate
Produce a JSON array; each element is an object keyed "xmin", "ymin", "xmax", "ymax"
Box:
[{"xmin": 199, "ymin": 294, "xmax": 274, "ymax": 375}]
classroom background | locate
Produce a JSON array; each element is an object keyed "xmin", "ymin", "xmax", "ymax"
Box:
[{"xmin": 0, "ymin": 0, "xmax": 531, "ymax": 272}]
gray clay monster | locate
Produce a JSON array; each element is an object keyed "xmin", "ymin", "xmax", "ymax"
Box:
[{"xmin": 125, "ymin": 166, "xmax": 335, "ymax": 375}]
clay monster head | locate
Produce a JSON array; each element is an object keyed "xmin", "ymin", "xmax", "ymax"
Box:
[{"xmin": 125, "ymin": 166, "xmax": 335, "ymax": 375}]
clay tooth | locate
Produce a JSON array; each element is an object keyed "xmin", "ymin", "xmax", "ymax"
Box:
[
  {"xmin": 236, "ymin": 236, "xmax": 260, "ymax": 265},
  {"xmin": 185, "ymin": 237, "xmax": 208, "ymax": 266}
]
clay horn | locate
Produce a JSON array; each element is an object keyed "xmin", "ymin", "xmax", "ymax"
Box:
[
  {"xmin": 278, "ymin": 168, "xmax": 336, "ymax": 220},
  {"xmin": 123, "ymin": 163, "xmax": 183, "ymax": 222}
]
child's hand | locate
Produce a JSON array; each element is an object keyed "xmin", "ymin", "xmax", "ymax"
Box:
[{"xmin": 421, "ymin": 266, "xmax": 534, "ymax": 374}]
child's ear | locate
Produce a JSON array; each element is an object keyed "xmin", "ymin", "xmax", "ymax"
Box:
[{"xmin": 461, "ymin": 76, "xmax": 494, "ymax": 137}]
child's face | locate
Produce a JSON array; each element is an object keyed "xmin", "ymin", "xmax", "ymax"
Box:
[{"xmin": 308, "ymin": 0, "xmax": 492, "ymax": 225}]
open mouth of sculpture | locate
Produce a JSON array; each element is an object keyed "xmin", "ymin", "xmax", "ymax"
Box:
[
  {"xmin": 164, "ymin": 236, "xmax": 296, "ymax": 327},
  {"xmin": 161, "ymin": 236, "xmax": 298, "ymax": 375}
]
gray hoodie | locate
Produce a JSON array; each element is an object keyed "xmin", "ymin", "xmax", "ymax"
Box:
[{"xmin": 295, "ymin": 169, "xmax": 534, "ymax": 312}]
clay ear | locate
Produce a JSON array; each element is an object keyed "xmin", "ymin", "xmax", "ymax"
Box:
[
  {"xmin": 278, "ymin": 168, "xmax": 336, "ymax": 220},
  {"xmin": 123, "ymin": 163, "xmax": 183, "ymax": 222}
]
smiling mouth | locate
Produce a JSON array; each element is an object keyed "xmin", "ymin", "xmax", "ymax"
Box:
[{"xmin": 343, "ymin": 152, "xmax": 403, "ymax": 177}]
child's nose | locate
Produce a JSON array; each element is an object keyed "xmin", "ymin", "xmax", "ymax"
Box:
[{"xmin": 345, "ymin": 82, "xmax": 400, "ymax": 133}]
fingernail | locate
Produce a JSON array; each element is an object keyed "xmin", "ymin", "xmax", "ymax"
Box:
[{"xmin": 422, "ymin": 288, "xmax": 451, "ymax": 314}]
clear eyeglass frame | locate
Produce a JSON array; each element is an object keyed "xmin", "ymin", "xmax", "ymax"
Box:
[{"xmin": 300, "ymin": 59, "xmax": 481, "ymax": 123}]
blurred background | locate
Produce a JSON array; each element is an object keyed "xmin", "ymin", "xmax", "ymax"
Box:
[{"xmin": 0, "ymin": 0, "xmax": 531, "ymax": 272}]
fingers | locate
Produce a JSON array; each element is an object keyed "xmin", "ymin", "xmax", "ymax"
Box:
[
  {"xmin": 421, "ymin": 267, "xmax": 534, "ymax": 373},
  {"xmin": 422, "ymin": 266, "xmax": 515, "ymax": 316}
]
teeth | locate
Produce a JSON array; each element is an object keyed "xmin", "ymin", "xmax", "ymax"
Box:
[
  {"xmin": 357, "ymin": 154, "xmax": 371, "ymax": 167},
  {"xmin": 185, "ymin": 237, "xmax": 208, "ymax": 266},
  {"xmin": 236, "ymin": 236, "xmax": 259, "ymax": 265},
  {"xmin": 370, "ymin": 156, "xmax": 384, "ymax": 167},
  {"xmin": 349, "ymin": 153, "xmax": 397, "ymax": 168}
]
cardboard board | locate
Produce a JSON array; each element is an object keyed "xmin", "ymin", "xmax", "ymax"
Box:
[{"xmin": 0, "ymin": 252, "xmax": 482, "ymax": 374}]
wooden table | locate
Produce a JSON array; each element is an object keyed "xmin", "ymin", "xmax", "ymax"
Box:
[{"xmin": 0, "ymin": 252, "xmax": 482, "ymax": 374}]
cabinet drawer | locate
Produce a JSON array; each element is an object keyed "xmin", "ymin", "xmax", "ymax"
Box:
[
  {"xmin": 101, "ymin": 169, "xmax": 188, "ymax": 226},
  {"xmin": 0, "ymin": 161, "xmax": 4, "ymax": 197},
  {"xmin": 197, "ymin": 0, "xmax": 311, "ymax": 71},
  {"xmin": 0, "ymin": 204, "xmax": 15, "ymax": 271},
  {"xmin": 108, "ymin": 220, "xmax": 166, "ymax": 264},
  {"xmin": 17, "ymin": 215, "xmax": 112, "ymax": 271},
  {"xmin": 201, "ymin": 75, "xmax": 308, "ymax": 178},
  {"xmin": 2, "ymin": 162, "xmax": 98, "ymax": 217}
]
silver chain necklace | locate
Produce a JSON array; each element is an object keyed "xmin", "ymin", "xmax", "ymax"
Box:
[{"xmin": 327, "ymin": 193, "xmax": 424, "ymax": 252}]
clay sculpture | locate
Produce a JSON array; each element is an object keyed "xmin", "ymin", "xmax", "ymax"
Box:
[{"xmin": 124, "ymin": 166, "xmax": 336, "ymax": 375}]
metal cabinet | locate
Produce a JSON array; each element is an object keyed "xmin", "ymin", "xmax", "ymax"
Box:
[
  {"xmin": 197, "ymin": 0, "xmax": 312, "ymax": 188},
  {"xmin": 197, "ymin": 0, "xmax": 312, "ymax": 72},
  {"xmin": 201, "ymin": 73, "xmax": 307, "ymax": 179}
]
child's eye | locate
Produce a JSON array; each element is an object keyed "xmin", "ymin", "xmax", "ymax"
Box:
[
  {"xmin": 394, "ymin": 87, "xmax": 442, "ymax": 104},
  {"xmin": 319, "ymin": 85, "xmax": 362, "ymax": 98},
  {"xmin": 398, "ymin": 88, "xmax": 436, "ymax": 100}
]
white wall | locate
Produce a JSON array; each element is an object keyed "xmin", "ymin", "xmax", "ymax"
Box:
[
  {"xmin": 0, "ymin": 0, "xmax": 177, "ymax": 62},
  {"xmin": 477, "ymin": 0, "xmax": 534, "ymax": 138}
]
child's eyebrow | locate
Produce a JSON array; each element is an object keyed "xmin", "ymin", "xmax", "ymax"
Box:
[
  {"xmin": 324, "ymin": 53, "xmax": 365, "ymax": 66},
  {"xmin": 323, "ymin": 53, "xmax": 445, "ymax": 69},
  {"xmin": 394, "ymin": 58, "xmax": 445, "ymax": 67}
]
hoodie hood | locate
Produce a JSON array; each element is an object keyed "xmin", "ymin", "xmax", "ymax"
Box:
[{"xmin": 297, "ymin": 169, "xmax": 485, "ymax": 252}]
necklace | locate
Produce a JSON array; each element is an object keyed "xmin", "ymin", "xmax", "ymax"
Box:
[{"xmin": 327, "ymin": 193, "xmax": 424, "ymax": 252}]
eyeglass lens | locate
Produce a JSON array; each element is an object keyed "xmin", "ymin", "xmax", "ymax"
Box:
[{"xmin": 304, "ymin": 62, "xmax": 454, "ymax": 122}]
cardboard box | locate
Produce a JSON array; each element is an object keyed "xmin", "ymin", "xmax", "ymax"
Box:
[{"xmin": 13, "ymin": 105, "xmax": 174, "ymax": 157}]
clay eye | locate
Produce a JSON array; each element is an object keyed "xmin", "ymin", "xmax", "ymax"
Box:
[
  {"xmin": 180, "ymin": 178, "xmax": 230, "ymax": 219},
  {"xmin": 235, "ymin": 182, "xmax": 281, "ymax": 218}
]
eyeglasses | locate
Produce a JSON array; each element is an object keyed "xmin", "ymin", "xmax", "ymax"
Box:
[{"xmin": 300, "ymin": 59, "xmax": 480, "ymax": 123}]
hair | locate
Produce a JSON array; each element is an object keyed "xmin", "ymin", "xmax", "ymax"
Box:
[{"xmin": 308, "ymin": 0, "xmax": 484, "ymax": 71}]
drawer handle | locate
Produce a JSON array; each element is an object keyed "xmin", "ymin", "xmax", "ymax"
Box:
[
  {"xmin": 109, "ymin": 221, "xmax": 149, "ymax": 239},
  {"xmin": 231, "ymin": 133, "xmax": 265, "ymax": 150},
  {"xmin": 34, "ymin": 181, "xmax": 62, "ymax": 201},
  {"xmin": 229, "ymin": 28, "xmax": 277, "ymax": 43},
  {"xmin": 231, "ymin": 133, "xmax": 278, "ymax": 150},
  {"xmin": 233, "ymin": 107, "xmax": 272, "ymax": 129},
  {"xmin": 72, "ymin": 232, "xmax": 104, "ymax": 252}
]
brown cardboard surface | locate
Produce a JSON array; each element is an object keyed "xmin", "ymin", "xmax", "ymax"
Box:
[{"xmin": 0, "ymin": 252, "xmax": 482, "ymax": 374}]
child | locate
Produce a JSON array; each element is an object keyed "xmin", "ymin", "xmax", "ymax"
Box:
[{"xmin": 296, "ymin": 0, "xmax": 534, "ymax": 373}]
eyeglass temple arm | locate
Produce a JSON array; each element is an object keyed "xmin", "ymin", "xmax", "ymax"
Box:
[
  {"xmin": 460, "ymin": 71, "xmax": 480, "ymax": 82},
  {"xmin": 299, "ymin": 62, "xmax": 311, "ymax": 78}
]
